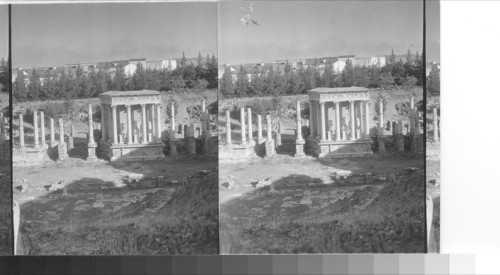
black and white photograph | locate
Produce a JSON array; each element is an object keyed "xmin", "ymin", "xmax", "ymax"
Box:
[
  {"xmin": 218, "ymin": 0, "xmax": 426, "ymax": 254},
  {"xmin": 11, "ymin": 2, "xmax": 219, "ymax": 255},
  {"xmin": 0, "ymin": 3, "xmax": 12, "ymax": 256},
  {"xmin": 425, "ymin": 0, "xmax": 441, "ymax": 254}
]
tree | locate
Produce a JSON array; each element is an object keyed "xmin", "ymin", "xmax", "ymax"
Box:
[
  {"xmin": 132, "ymin": 63, "xmax": 146, "ymax": 90},
  {"xmin": 113, "ymin": 66, "xmax": 126, "ymax": 91},
  {"xmin": 405, "ymin": 49, "xmax": 413, "ymax": 65},
  {"xmin": 220, "ymin": 66, "xmax": 235, "ymax": 96},
  {"xmin": 340, "ymin": 59, "xmax": 355, "ymax": 87},
  {"xmin": 235, "ymin": 64, "xmax": 249, "ymax": 96},
  {"xmin": 205, "ymin": 54, "xmax": 218, "ymax": 89},
  {"xmin": 427, "ymin": 64, "xmax": 440, "ymax": 95},
  {"xmin": 180, "ymin": 51, "xmax": 187, "ymax": 67},
  {"xmin": 0, "ymin": 58, "xmax": 8, "ymax": 93},
  {"xmin": 389, "ymin": 49, "xmax": 397, "ymax": 64},
  {"xmin": 321, "ymin": 63, "xmax": 335, "ymax": 87},
  {"xmin": 14, "ymin": 71, "xmax": 28, "ymax": 101},
  {"xmin": 27, "ymin": 68, "xmax": 42, "ymax": 100}
]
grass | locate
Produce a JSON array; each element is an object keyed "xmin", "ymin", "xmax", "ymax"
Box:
[
  {"xmin": 220, "ymin": 171, "xmax": 425, "ymax": 254},
  {"xmin": 0, "ymin": 174, "xmax": 13, "ymax": 255},
  {"xmin": 19, "ymin": 172, "xmax": 219, "ymax": 255}
]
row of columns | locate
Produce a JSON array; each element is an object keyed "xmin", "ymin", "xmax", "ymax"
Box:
[
  {"xmin": 17, "ymin": 111, "xmax": 65, "ymax": 151},
  {"xmin": 224, "ymin": 106, "xmax": 274, "ymax": 147},
  {"xmin": 310, "ymin": 100, "xmax": 371, "ymax": 142},
  {"xmin": 100, "ymin": 103, "xmax": 162, "ymax": 145}
]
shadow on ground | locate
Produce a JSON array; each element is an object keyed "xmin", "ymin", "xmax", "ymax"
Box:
[{"xmin": 219, "ymin": 155, "xmax": 425, "ymax": 254}]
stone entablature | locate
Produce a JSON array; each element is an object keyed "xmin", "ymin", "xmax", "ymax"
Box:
[
  {"xmin": 99, "ymin": 90, "xmax": 162, "ymax": 106},
  {"xmin": 307, "ymin": 87, "xmax": 370, "ymax": 103}
]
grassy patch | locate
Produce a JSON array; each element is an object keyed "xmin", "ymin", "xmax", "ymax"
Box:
[
  {"xmin": 0, "ymin": 174, "xmax": 13, "ymax": 255},
  {"xmin": 20, "ymin": 172, "xmax": 218, "ymax": 255},
  {"xmin": 220, "ymin": 171, "xmax": 425, "ymax": 254}
]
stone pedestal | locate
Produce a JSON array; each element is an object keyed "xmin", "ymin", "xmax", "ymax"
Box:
[
  {"xmin": 187, "ymin": 137, "xmax": 196, "ymax": 155},
  {"xmin": 68, "ymin": 136, "xmax": 74, "ymax": 150},
  {"xmin": 396, "ymin": 134, "xmax": 405, "ymax": 152},
  {"xmin": 170, "ymin": 139, "xmax": 177, "ymax": 156},
  {"xmin": 87, "ymin": 143, "xmax": 97, "ymax": 161},
  {"xmin": 377, "ymin": 136, "xmax": 385, "ymax": 152},
  {"xmin": 295, "ymin": 139, "xmax": 305, "ymax": 157},
  {"xmin": 265, "ymin": 138, "xmax": 275, "ymax": 157},
  {"xmin": 58, "ymin": 142, "xmax": 68, "ymax": 161}
]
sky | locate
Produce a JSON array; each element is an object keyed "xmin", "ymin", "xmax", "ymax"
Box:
[
  {"xmin": 12, "ymin": 2, "xmax": 217, "ymax": 68},
  {"xmin": 218, "ymin": 0, "xmax": 425, "ymax": 65},
  {"xmin": 426, "ymin": 0, "xmax": 440, "ymax": 62},
  {"xmin": 0, "ymin": 5, "xmax": 7, "ymax": 59}
]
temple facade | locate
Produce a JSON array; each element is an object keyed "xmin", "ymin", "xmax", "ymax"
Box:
[
  {"xmin": 97, "ymin": 90, "xmax": 165, "ymax": 161},
  {"xmin": 305, "ymin": 87, "xmax": 373, "ymax": 158}
]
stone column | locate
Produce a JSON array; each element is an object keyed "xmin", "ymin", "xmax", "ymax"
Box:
[
  {"xmin": 316, "ymin": 101, "xmax": 322, "ymax": 139},
  {"xmin": 100, "ymin": 104, "xmax": 107, "ymax": 141},
  {"xmin": 40, "ymin": 111, "xmax": 46, "ymax": 148},
  {"xmin": 50, "ymin": 118, "xmax": 56, "ymax": 147},
  {"xmin": 88, "ymin": 103, "xmax": 96, "ymax": 145},
  {"xmin": 276, "ymin": 121, "xmax": 282, "ymax": 147},
  {"xmin": 126, "ymin": 104, "xmax": 132, "ymax": 144},
  {"xmin": 33, "ymin": 110, "xmax": 39, "ymax": 149},
  {"xmin": 19, "ymin": 114, "xmax": 25, "ymax": 150},
  {"xmin": 150, "ymin": 104, "xmax": 156, "ymax": 137},
  {"xmin": 433, "ymin": 107, "xmax": 439, "ymax": 141},
  {"xmin": 156, "ymin": 104, "xmax": 162, "ymax": 141},
  {"xmin": 319, "ymin": 102, "xmax": 326, "ymax": 141},
  {"xmin": 225, "ymin": 109, "xmax": 231, "ymax": 145},
  {"xmin": 112, "ymin": 105, "xmax": 118, "ymax": 145},
  {"xmin": 58, "ymin": 118, "xmax": 67, "ymax": 160},
  {"xmin": 296, "ymin": 100, "xmax": 303, "ymax": 142},
  {"xmin": 309, "ymin": 101, "xmax": 315, "ymax": 138},
  {"xmin": 69, "ymin": 124, "xmax": 74, "ymax": 150},
  {"xmin": 410, "ymin": 96, "xmax": 415, "ymax": 110},
  {"xmin": 202, "ymin": 99, "xmax": 206, "ymax": 113},
  {"xmin": 240, "ymin": 106, "xmax": 246, "ymax": 145},
  {"xmin": 335, "ymin": 101, "xmax": 341, "ymax": 141},
  {"xmin": 257, "ymin": 114, "xmax": 263, "ymax": 143},
  {"xmin": 378, "ymin": 98, "xmax": 384, "ymax": 135},
  {"xmin": 247, "ymin": 107, "xmax": 253, "ymax": 143},
  {"xmin": 365, "ymin": 100, "xmax": 371, "ymax": 138},
  {"xmin": 349, "ymin": 101, "xmax": 355, "ymax": 140},
  {"xmin": 295, "ymin": 100, "xmax": 305, "ymax": 157},
  {"xmin": 359, "ymin": 101, "xmax": 364, "ymax": 134},
  {"xmin": 59, "ymin": 118, "xmax": 65, "ymax": 144},
  {"xmin": 266, "ymin": 115, "xmax": 273, "ymax": 140},
  {"xmin": 170, "ymin": 102, "xmax": 176, "ymax": 138},
  {"xmin": 265, "ymin": 114, "xmax": 275, "ymax": 157},
  {"xmin": 141, "ymin": 104, "xmax": 147, "ymax": 144},
  {"xmin": 107, "ymin": 105, "xmax": 113, "ymax": 143},
  {"xmin": 377, "ymin": 99, "xmax": 386, "ymax": 152}
]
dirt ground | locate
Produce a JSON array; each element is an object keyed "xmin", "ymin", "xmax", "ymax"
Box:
[
  {"xmin": 0, "ymin": 162, "xmax": 12, "ymax": 255},
  {"xmin": 219, "ymin": 153, "xmax": 425, "ymax": 253},
  {"xmin": 13, "ymin": 157, "xmax": 217, "ymax": 255},
  {"xmin": 426, "ymin": 146, "xmax": 441, "ymax": 253}
]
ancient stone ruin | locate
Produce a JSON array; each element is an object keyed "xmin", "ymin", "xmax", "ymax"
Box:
[
  {"xmin": 305, "ymin": 87, "xmax": 374, "ymax": 158},
  {"xmin": 96, "ymin": 90, "xmax": 165, "ymax": 161}
]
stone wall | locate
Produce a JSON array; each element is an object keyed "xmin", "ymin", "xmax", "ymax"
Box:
[{"xmin": 219, "ymin": 143, "xmax": 259, "ymax": 162}]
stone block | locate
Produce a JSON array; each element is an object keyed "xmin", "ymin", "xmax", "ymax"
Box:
[
  {"xmin": 58, "ymin": 142, "xmax": 68, "ymax": 160},
  {"xmin": 265, "ymin": 139, "xmax": 275, "ymax": 157}
]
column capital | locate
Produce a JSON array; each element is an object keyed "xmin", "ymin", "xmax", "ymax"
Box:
[
  {"xmin": 111, "ymin": 105, "xmax": 117, "ymax": 109},
  {"xmin": 125, "ymin": 104, "xmax": 132, "ymax": 108},
  {"xmin": 319, "ymin": 101, "xmax": 325, "ymax": 106},
  {"xmin": 348, "ymin": 100, "xmax": 355, "ymax": 104}
]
